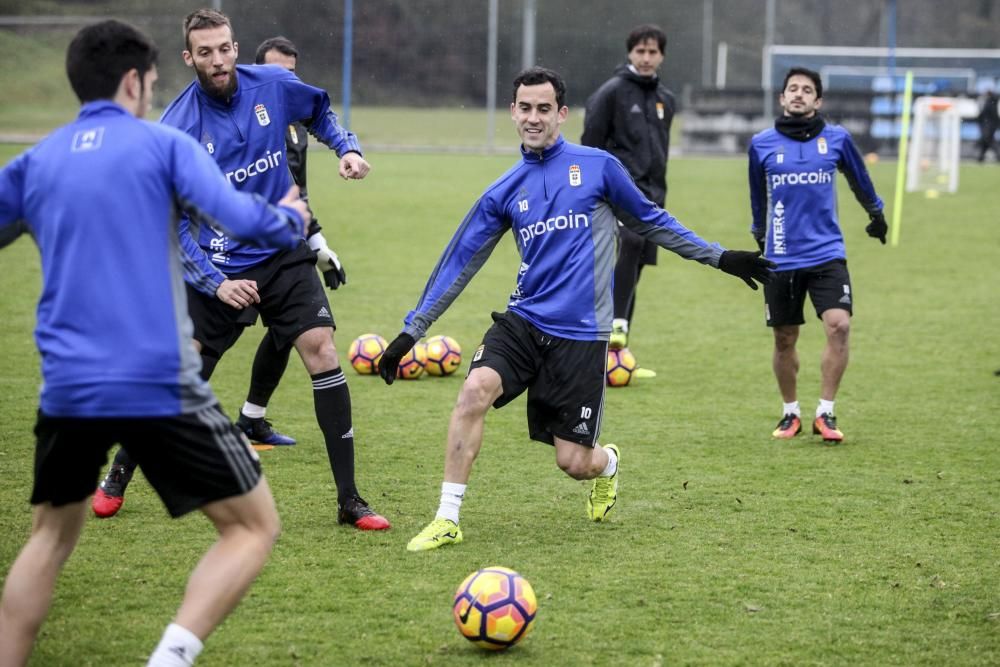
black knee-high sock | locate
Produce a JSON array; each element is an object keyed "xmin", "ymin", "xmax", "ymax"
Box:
[
  {"xmin": 200, "ymin": 352, "xmax": 219, "ymax": 381},
  {"xmin": 247, "ymin": 330, "xmax": 292, "ymax": 407},
  {"xmin": 312, "ymin": 368, "xmax": 356, "ymax": 504},
  {"xmin": 112, "ymin": 445, "xmax": 138, "ymax": 475}
]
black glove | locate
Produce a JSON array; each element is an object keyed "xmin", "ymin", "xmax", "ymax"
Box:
[
  {"xmin": 379, "ymin": 333, "xmax": 416, "ymax": 385},
  {"xmin": 866, "ymin": 211, "xmax": 887, "ymax": 245},
  {"xmin": 718, "ymin": 250, "xmax": 777, "ymax": 291},
  {"xmin": 753, "ymin": 235, "xmax": 765, "ymax": 254}
]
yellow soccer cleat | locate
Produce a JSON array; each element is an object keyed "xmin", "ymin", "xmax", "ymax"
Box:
[
  {"xmin": 588, "ymin": 444, "xmax": 620, "ymax": 522},
  {"xmin": 407, "ymin": 518, "xmax": 463, "ymax": 552}
]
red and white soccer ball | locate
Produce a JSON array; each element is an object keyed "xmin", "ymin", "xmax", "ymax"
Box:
[
  {"xmin": 348, "ymin": 333, "xmax": 387, "ymax": 375},
  {"xmin": 453, "ymin": 566, "xmax": 537, "ymax": 651},
  {"xmin": 424, "ymin": 335, "xmax": 462, "ymax": 376},
  {"xmin": 396, "ymin": 341, "xmax": 427, "ymax": 380},
  {"xmin": 606, "ymin": 348, "xmax": 637, "ymax": 387}
]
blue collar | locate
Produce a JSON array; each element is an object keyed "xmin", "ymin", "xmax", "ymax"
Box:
[
  {"xmin": 521, "ymin": 135, "xmax": 567, "ymax": 163},
  {"xmin": 77, "ymin": 100, "xmax": 131, "ymax": 120}
]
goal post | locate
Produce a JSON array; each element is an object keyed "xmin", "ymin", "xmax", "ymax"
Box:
[{"xmin": 905, "ymin": 96, "xmax": 980, "ymax": 194}]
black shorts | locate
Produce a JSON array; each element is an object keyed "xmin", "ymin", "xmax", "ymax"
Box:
[
  {"xmin": 764, "ymin": 259, "xmax": 853, "ymax": 327},
  {"xmin": 470, "ymin": 311, "xmax": 607, "ymax": 446},
  {"xmin": 187, "ymin": 243, "xmax": 334, "ymax": 357},
  {"xmin": 31, "ymin": 406, "xmax": 261, "ymax": 517}
]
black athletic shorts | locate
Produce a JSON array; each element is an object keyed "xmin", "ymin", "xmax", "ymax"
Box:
[
  {"xmin": 187, "ymin": 242, "xmax": 334, "ymax": 357},
  {"xmin": 764, "ymin": 258, "xmax": 853, "ymax": 327},
  {"xmin": 469, "ymin": 311, "xmax": 607, "ymax": 446},
  {"xmin": 31, "ymin": 406, "xmax": 261, "ymax": 517}
]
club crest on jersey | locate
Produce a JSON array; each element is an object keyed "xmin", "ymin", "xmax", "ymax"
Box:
[
  {"xmin": 817, "ymin": 137, "xmax": 828, "ymax": 154},
  {"xmin": 776, "ymin": 151, "xmax": 784, "ymax": 164},
  {"xmin": 71, "ymin": 127, "xmax": 104, "ymax": 152},
  {"xmin": 254, "ymin": 104, "xmax": 271, "ymax": 127},
  {"xmin": 569, "ymin": 164, "xmax": 582, "ymax": 187},
  {"xmin": 656, "ymin": 101, "xmax": 665, "ymax": 119}
]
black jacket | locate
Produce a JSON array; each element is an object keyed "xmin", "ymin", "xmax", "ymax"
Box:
[
  {"xmin": 285, "ymin": 120, "xmax": 322, "ymax": 236},
  {"xmin": 581, "ymin": 64, "xmax": 675, "ymax": 207}
]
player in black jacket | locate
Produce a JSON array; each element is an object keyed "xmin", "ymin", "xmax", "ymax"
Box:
[{"xmin": 582, "ymin": 24, "xmax": 675, "ymax": 378}]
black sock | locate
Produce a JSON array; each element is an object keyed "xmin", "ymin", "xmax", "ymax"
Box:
[
  {"xmin": 112, "ymin": 446, "xmax": 138, "ymax": 476},
  {"xmin": 247, "ymin": 330, "xmax": 292, "ymax": 407},
  {"xmin": 312, "ymin": 368, "xmax": 356, "ymax": 504},
  {"xmin": 199, "ymin": 353, "xmax": 219, "ymax": 381}
]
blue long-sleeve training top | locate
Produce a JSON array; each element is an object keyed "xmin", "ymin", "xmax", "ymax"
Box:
[
  {"xmin": 748, "ymin": 123, "xmax": 883, "ymax": 271},
  {"xmin": 161, "ymin": 64, "xmax": 361, "ymax": 286},
  {"xmin": 403, "ymin": 135, "xmax": 723, "ymax": 342},
  {"xmin": 0, "ymin": 101, "xmax": 302, "ymax": 417}
]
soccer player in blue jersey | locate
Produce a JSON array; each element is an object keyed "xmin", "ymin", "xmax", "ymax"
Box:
[
  {"xmin": 228, "ymin": 36, "xmax": 350, "ymax": 453},
  {"xmin": 377, "ymin": 67, "xmax": 775, "ymax": 552},
  {"xmin": 749, "ymin": 67, "xmax": 887, "ymax": 443},
  {"xmin": 93, "ymin": 9, "xmax": 388, "ymax": 530},
  {"xmin": 0, "ymin": 20, "xmax": 310, "ymax": 666}
]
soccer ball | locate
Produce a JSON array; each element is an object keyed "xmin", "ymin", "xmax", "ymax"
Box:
[
  {"xmin": 453, "ymin": 566, "xmax": 537, "ymax": 651},
  {"xmin": 424, "ymin": 335, "xmax": 462, "ymax": 376},
  {"xmin": 348, "ymin": 333, "xmax": 387, "ymax": 375},
  {"xmin": 606, "ymin": 347, "xmax": 637, "ymax": 386},
  {"xmin": 396, "ymin": 341, "xmax": 427, "ymax": 380}
]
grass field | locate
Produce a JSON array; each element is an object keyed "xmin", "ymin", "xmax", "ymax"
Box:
[{"xmin": 1, "ymin": 143, "xmax": 998, "ymax": 666}]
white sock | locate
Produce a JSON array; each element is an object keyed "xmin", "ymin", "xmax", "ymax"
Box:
[
  {"xmin": 599, "ymin": 445, "xmax": 618, "ymax": 477},
  {"xmin": 817, "ymin": 399, "xmax": 835, "ymax": 418},
  {"xmin": 783, "ymin": 401, "xmax": 801, "ymax": 417},
  {"xmin": 147, "ymin": 623, "xmax": 203, "ymax": 667},
  {"xmin": 241, "ymin": 402, "xmax": 266, "ymax": 419},
  {"xmin": 435, "ymin": 482, "xmax": 466, "ymax": 524}
]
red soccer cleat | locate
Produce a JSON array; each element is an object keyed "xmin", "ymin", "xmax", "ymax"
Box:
[
  {"xmin": 772, "ymin": 414, "xmax": 802, "ymax": 439},
  {"xmin": 92, "ymin": 464, "xmax": 133, "ymax": 518},
  {"xmin": 338, "ymin": 495, "xmax": 391, "ymax": 530},
  {"xmin": 813, "ymin": 413, "xmax": 844, "ymax": 443}
]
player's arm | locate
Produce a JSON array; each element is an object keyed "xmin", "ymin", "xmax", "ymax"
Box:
[
  {"xmin": 0, "ymin": 152, "xmax": 29, "ymax": 249},
  {"xmin": 837, "ymin": 132, "xmax": 887, "ymax": 243},
  {"xmin": 747, "ymin": 143, "xmax": 767, "ymax": 252},
  {"xmin": 167, "ymin": 129, "xmax": 307, "ymax": 250},
  {"xmin": 177, "ymin": 216, "xmax": 260, "ymax": 308},
  {"xmin": 379, "ymin": 196, "xmax": 508, "ymax": 384},
  {"xmin": 605, "ymin": 155, "xmax": 774, "ymax": 289},
  {"xmin": 281, "ymin": 76, "xmax": 369, "ymax": 179}
]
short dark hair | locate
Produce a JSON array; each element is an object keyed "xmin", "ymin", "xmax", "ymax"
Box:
[
  {"xmin": 782, "ymin": 67, "xmax": 823, "ymax": 98},
  {"xmin": 626, "ymin": 24, "xmax": 666, "ymax": 53},
  {"xmin": 254, "ymin": 36, "xmax": 298, "ymax": 65},
  {"xmin": 183, "ymin": 8, "xmax": 233, "ymax": 51},
  {"xmin": 512, "ymin": 67, "xmax": 567, "ymax": 108},
  {"xmin": 65, "ymin": 20, "xmax": 158, "ymax": 104}
]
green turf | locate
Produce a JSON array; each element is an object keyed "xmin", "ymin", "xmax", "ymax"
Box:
[{"xmin": 1, "ymin": 145, "xmax": 998, "ymax": 666}]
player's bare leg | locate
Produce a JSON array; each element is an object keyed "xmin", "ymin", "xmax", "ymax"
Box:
[
  {"xmin": 814, "ymin": 308, "xmax": 850, "ymax": 442},
  {"xmin": 0, "ymin": 501, "xmax": 87, "ymax": 666},
  {"xmin": 557, "ymin": 438, "xmax": 620, "ymax": 522},
  {"xmin": 408, "ymin": 367, "xmax": 502, "ymax": 551},
  {"xmin": 771, "ymin": 325, "xmax": 805, "ymax": 438},
  {"xmin": 171, "ymin": 480, "xmax": 280, "ymax": 638}
]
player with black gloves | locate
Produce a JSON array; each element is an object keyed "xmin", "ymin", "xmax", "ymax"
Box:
[
  {"xmin": 379, "ymin": 67, "xmax": 774, "ymax": 553},
  {"xmin": 749, "ymin": 66, "xmax": 886, "ymax": 443}
]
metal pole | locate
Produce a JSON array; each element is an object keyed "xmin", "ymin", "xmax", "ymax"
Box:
[
  {"xmin": 342, "ymin": 0, "xmax": 353, "ymax": 131},
  {"xmin": 486, "ymin": 0, "xmax": 498, "ymax": 150},
  {"xmin": 522, "ymin": 0, "xmax": 537, "ymax": 70},
  {"xmin": 702, "ymin": 0, "xmax": 713, "ymax": 87},
  {"xmin": 763, "ymin": 0, "xmax": 776, "ymax": 120},
  {"xmin": 715, "ymin": 41, "xmax": 728, "ymax": 89}
]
